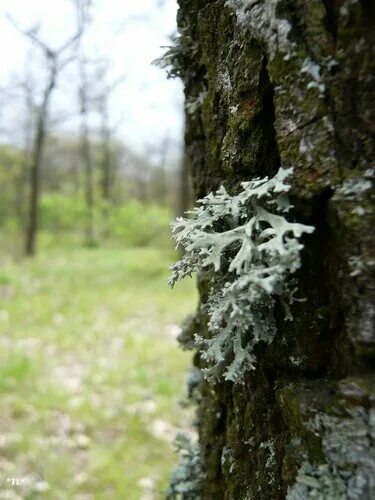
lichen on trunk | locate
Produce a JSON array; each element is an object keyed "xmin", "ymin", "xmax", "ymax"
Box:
[{"xmin": 170, "ymin": 0, "xmax": 375, "ymax": 498}]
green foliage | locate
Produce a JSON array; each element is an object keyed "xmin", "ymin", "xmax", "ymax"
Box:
[
  {"xmin": 0, "ymin": 140, "xmax": 178, "ymax": 254},
  {"xmin": 0, "ymin": 268, "xmax": 13, "ymax": 285},
  {"xmin": 109, "ymin": 201, "xmax": 171, "ymax": 247},
  {"xmin": 36, "ymin": 194, "xmax": 171, "ymax": 247},
  {"xmin": 0, "ymin": 145, "xmax": 25, "ymax": 227},
  {"xmin": 40, "ymin": 193, "xmax": 87, "ymax": 232}
]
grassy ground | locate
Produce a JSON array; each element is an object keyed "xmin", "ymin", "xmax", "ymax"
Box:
[{"xmin": 0, "ymin": 244, "xmax": 196, "ymax": 499}]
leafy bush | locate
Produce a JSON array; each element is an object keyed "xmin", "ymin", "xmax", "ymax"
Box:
[
  {"xmin": 39, "ymin": 194, "xmax": 171, "ymax": 248},
  {"xmin": 40, "ymin": 193, "xmax": 87, "ymax": 233},
  {"xmin": 109, "ymin": 201, "xmax": 171, "ymax": 247}
]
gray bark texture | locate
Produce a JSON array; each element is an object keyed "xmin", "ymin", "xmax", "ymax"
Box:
[{"xmin": 175, "ymin": 0, "xmax": 375, "ymax": 498}]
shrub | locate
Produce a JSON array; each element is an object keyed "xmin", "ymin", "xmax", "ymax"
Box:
[{"xmin": 109, "ymin": 201, "xmax": 171, "ymax": 247}]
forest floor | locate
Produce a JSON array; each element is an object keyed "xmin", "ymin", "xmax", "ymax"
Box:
[{"xmin": 0, "ymin": 244, "xmax": 196, "ymax": 499}]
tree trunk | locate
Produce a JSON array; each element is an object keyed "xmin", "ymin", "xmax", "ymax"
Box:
[
  {"xmin": 81, "ymin": 117, "xmax": 95, "ymax": 244},
  {"xmin": 99, "ymin": 97, "xmax": 112, "ymax": 238},
  {"xmin": 176, "ymin": 155, "xmax": 191, "ymax": 218},
  {"xmin": 25, "ymin": 112, "xmax": 47, "ymax": 256},
  {"xmin": 79, "ymin": 62, "xmax": 95, "ymax": 245},
  {"xmin": 16, "ymin": 154, "xmax": 28, "ymax": 230},
  {"xmin": 177, "ymin": 1, "xmax": 375, "ymax": 498},
  {"xmin": 99, "ymin": 98, "xmax": 112, "ymax": 204},
  {"xmin": 25, "ymin": 159, "xmax": 39, "ymax": 256}
]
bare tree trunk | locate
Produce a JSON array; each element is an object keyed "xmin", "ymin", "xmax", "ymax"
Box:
[
  {"xmin": 25, "ymin": 72, "xmax": 55, "ymax": 256},
  {"xmin": 96, "ymin": 69, "xmax": 126, "ymax": 214},
  {"xmin": 25, "ymin": 117, "xmax": 45, "ymax": 255},
  {"xmin": 17, "ymin": 78, "xmax": 34, "ymax": 230},
  {"xmin": 99, "ymin": 96, "xmax": 112, "ymax": 238},
  {"xmin": 15, "ymin": 153, "xmax": 29, "ymax": 230},
  {"xmin": 73, "ymin": 0, "xmax": 95, "ymax": 244},
  {"xmin": 79, "ymin": 60, "xmax": 95, "ymax": 245},
  {"xmin": 99, "ymin": 97, "xmax": 112, "ymax": 203},
  {"xmin": 70, "ymin": 151, "xmax": 81, "ymax": 194}
]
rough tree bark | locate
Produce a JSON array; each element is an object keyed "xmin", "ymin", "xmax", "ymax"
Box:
[
  {"xmin": 176, "ymin": 0, "xmax": 374, "ymax": 498},
  {"xmin": 177, "ymin": 155, "xmax": 191, "ymax": 218}
]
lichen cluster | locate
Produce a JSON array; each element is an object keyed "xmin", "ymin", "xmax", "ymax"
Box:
[
  {"xmin": 307, "ymin": 407, "xmax": 375, "ymax": 498},
  {"xmin": 166, "ymin": 432, "xmax": 204, "ymax": 500},
  {"xmin": 287, "ymin": 462, "xmax": 347, "ymax": 500},
  {"xmin": 152, "ymin": 29, "xmax": 198, "ymax": 80},
  {"xmin": 225, "ymin": 0, "xmax": 294, "ymax": 58},
  {"xmin": 169, "ymin": 167, "xmax": 314, "ymax": 383}
]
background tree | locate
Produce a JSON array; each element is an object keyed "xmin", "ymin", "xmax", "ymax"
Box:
[
  {"xmin": 94, "ymin": 66, "xmax": 126, "ymax": 205},
  {"xmin": 78, "ymin": 57, "xmax": 95, "ymax": 245},
  {"xmin": 173, "ymin": 0, "xmax": 375, "ymax": 498},
  {"xmin": 8, "ymin": 16, "xmax": 83, "ymax": 256},
  {"xmin": 92, "ymin": 64, "xmax": 127, "ymax": 238},
  {"xmin": 74, "ymin": 0, "xmax": 96, "ymax": 245},
  {"xmin": 16, "ymin": 76, "xmax": 35, "ymax": 228}
]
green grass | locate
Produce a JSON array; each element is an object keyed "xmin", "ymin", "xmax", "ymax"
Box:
[{"xmin": 0, "ymin": 244, "xmax": 196, "ymax": 499}]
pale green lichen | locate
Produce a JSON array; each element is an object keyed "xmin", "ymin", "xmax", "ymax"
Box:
[
  {"xmin": 307, "ymin": 407, "xmax": 375, "ymax": 499},
  {"xmin": 167, "ymin": 432, "xmax": 203, "ymax": 500},
  {"xmin": 153, "ymin": 34, "xmax": 185, "ymax": 79},
  {"xmin": 221, "ymin": 445, "xmax": 236, "ymax": 474},
  {"xmin": 186, "ymin": 91, "xmax": 207, "ymax": 115},
  {"xmin": 169, "ymin": 167, "xmax": 314, "ymax": 383},
  {"xmin": 153, "ymin": 29, "xmax": 199, "ymax": 80},
  {"xmin": 225, "ymin": 0, "xmax": 294, "ymax": 59},
  {"xmin": 287, "ymin": 462, "xmax": 347, "ymax": 500},
  {"xmin": 336, "ymin": 177, "xmax": 372, "ymax": 200},
  {"xmin": 186, "ymin": 368, "xmax": 202, "ymax": 403},
  {"xmin": 260, "ymin": 440, "xmax": 277, "ymax": 485}
]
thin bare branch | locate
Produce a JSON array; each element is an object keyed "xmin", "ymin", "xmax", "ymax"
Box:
[
  {"xmin": 6, "ymin": 15, "xmax": 54, "ymax": 58},
  {"xmin": 6, "ymin": 12, "xmax": 84, "ymax": 61}
]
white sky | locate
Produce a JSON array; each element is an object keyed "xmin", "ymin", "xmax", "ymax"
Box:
[{"xmin": 0, "ymin": 0, "xmax": 183, "ymax": 156}]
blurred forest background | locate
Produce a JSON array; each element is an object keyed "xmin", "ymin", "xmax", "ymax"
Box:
[
  {"xmin": 0, "ymin": 0, "xmax": 195, "ymax": 498},
  {"xmin": 0, "ymin": 0, "xmax": 190, "ymax": 256}
]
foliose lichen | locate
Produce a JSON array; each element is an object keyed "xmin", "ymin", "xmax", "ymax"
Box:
[
  {"xmin": 307, "ymin": 406, "xmax": 375, "ymax": 499},
  {"xmin": 169, "ymin": 167, "xmax": 314, "ymax": 383},
  {"xmin": 153, "ymin": 28, "xmax": 199, "ymax": 80},
  {"xmin": 225, "ymin": 0, "xmax": 294, "ymax": 59},
  {"xmin": 287, "ymin": 461, "xmax": 347, "ymax": 500},
  {"xmin": 166, "ymin": 432, "xmax": 204, "ymax": 500}
]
